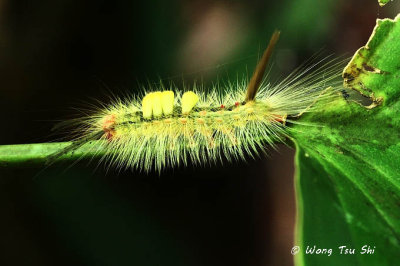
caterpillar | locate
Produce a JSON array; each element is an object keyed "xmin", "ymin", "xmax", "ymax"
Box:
[{"xmin": 53, "ymin": 31, "xmax": 345, "ymax": 172}]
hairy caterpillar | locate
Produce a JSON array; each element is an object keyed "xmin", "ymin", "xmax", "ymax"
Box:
[{"xmin": 53, "ymin": 31, "xmax": 345, "ymax": 172}]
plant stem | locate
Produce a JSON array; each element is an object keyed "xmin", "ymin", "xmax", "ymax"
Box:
[{"xmin": 0, "ymin": 141, "xmax": 105, "ymax": 167}]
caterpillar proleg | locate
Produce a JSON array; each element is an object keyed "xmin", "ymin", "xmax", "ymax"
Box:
[{"xmin": 54, "ymin": 31, "xmax": 345, "ymax": 172}]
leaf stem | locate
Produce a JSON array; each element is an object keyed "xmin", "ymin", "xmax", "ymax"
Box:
[{"xmin": 0, "ymin": 141, "xmax": 104, "ymax": 167}]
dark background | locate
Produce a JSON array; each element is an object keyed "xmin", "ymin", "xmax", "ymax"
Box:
[{"xmin": 0, "ymin": 1, "xmax": 398, "ymax": 265}]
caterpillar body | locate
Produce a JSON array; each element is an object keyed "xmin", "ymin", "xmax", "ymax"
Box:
[{"xmin": 54, "ymin": 32, "xmax": 345, "ymax": 172}]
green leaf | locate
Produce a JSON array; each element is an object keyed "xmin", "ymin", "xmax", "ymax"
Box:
[
  {"xmin": 292, "ymin": 14, "xmax": 400, "ymax": 265},
  {"xmin": 378, "ymin": 0, "xmax": 392, "ymax": 6}
]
